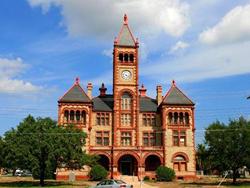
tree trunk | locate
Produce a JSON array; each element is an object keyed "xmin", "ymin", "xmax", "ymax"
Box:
[
  {"xmin": 12, "ymin": 169, "xmax": 16, "ymax": 176},
  {"xmin": 39, "ymin": 148, "xmax": 46, "ymax": 187},
  {"xmin": 232, "ymin": 170, "xmax": 237, "ymax": 184}
]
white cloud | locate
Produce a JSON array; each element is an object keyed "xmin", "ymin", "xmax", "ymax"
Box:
[
  {"xmin": 0, "ymin": 57, "xmax": 41, "ymax": 94},
  {"xmin": 28, "ymin": 0, "xmax": 190, "ymax": 38},
  {"xmin": 102, "ymin": 48, "xmax": 113, "ymax": 58},
  {"xmin": 169, "ymin": 40, "xmax": 189, "ymax": 53},
  {"xmin": 199, "ymin": 4, "xmax": 250, "ymax": 45},
  {"xmin": 89, "ymin": 71, "xmax": 113, "ymax": 87},
  {"xmin": 141, "ymin": 40, "xmax": 250, "ymax": 83}
]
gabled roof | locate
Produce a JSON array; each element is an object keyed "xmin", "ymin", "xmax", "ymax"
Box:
[
  {"xmin": 59, "ymin": 78, "xmax": 91, "ymax": 103},
  {"xmin": 115, "ymin": 14, "xmax": 137, "ymax": 47},
  {"xmin": 162, "ymin": 81, "xmax": 194, "ymax": 105}
]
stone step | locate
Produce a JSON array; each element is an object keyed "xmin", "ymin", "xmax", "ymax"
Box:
[{"xmin": 119, "ymin": 175, "xmax": 155, "ymax": 188}]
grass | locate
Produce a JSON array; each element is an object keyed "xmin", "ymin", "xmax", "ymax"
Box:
[
  {"xmin": 0, "ymin": 176, "xmax": 250, "ymax": 188},
  {"xmin": 0, "ymin": 177, "xmax": 92, "ymax": 188}
]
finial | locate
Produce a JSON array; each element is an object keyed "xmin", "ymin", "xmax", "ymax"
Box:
[
  {"xmin": 172, "ymin": 80, "xmax": 176, "ymax": 86},
  {"xmin": 114, "ymin": 37, "xmax": 118, "ymax": 44},
  {"xmin": 101, "ymin": 83, "xmax": 105, "ymax": 88},
  {"xmin": 75, "ymin": 77, "xmax": 80, "ymax": 85},
  {"xmin": 124, "ymin": 14, "xmax": 128, "ymax": 24},
  {"xmin": 141, "ymin": 84, "xmax": 144, "ymax": 88}
]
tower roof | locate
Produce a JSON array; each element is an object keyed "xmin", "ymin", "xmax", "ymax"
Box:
[
  {"xmin": 162, "ymin": 80, "xmax": 194, "ymax": 105},
  {"xmin": 59, "ymin": 78, "xmax": 91, "ymax": 103},
  {"xmin": 115, "ymin": 14, "xmax": 137, "ymax": 47}
]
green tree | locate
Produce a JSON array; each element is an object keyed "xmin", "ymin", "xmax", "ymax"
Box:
[
  {"xmin": 89, "ymin": 164, "xmax": 108, "ymax": 181},
  {"xmin": 196, "ymin": 144, "xmax": 211, "ymax": 174},
  {"xmin": 156, "ymin": 166, "xmax": 175, "ymax": 181},
  {"xmin": 2, "ymin": 128, "xmax": 23, "ymax": 175},
  {"xmin": 0, "ymin": 136, "xmax": 3, "ymax": 168},
  {"xmin": 205, "ymin": 117, "xmax": 250, "ymax": 183},
  {"xmin": 1, "ymin": 115, "xmax": 92, "ymax": 186}
]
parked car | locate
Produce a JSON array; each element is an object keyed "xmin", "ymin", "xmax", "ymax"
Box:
[
  {"xmin": 95, "ymin": 179, "xmax": 133, "ymax": 188},
  {"xmin": 14, "ymin": 169, "xmax": 32, "ymax": 177}
]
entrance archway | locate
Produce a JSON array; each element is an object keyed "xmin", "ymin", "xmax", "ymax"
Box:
[
  {"xmin": 97, "ymin": 154, "xmax": 110, "ymax": 171},
  {"xmin": 145, "ymin": 155, "xmax": 161, "ymax": 171},
  {"xmin": 118, "ymin": 154, "xmax": 138, "ymax": 175}
]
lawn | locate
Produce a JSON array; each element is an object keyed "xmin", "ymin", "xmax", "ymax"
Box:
[
  {"xmin": 0, "ymin": 177, "xmax": 94, "ymax": 188},
  {"xmin": 0, "ymin": 176, "xmax": 250, "ymax": 188}
]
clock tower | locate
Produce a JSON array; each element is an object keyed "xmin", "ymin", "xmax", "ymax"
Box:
[{"xmin": 113, "ymin": 14, "xmax": 139, "ymax": 148}]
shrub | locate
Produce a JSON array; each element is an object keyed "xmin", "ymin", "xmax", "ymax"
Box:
[
  {"xmin": 156, "ymin": 166, "xmax": 175, "ymax": 181},
  {"xmin": 143, "ymin": 176, "xmax": 150, "ymax": 181},
  {"xmin": 89, "ymin": 165, "xmax": 108, "ymax": 181}
]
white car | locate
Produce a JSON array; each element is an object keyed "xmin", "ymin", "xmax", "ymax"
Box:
[{"xmin": 95, "ymin": 179, "xmax": 133, "ymax": 188}]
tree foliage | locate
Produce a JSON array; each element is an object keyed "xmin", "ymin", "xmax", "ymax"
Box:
[
  {"xmin": 1, "ymin": 115, "xmax": 92, "ymax": 186},
  {"xmin": 196, "ymin": 144, "xmax": 211, "ymax": 175},
  {"xmin": 156, "ymin": 166, "xmax": 175, "ymax": 181},
  {"xmin": 89, "ymin": 164, "xmax": 108, "ymax": 181},
  {"xmin": 204, "ymin": 117, "xmax": 250, "ymax": 183},
  {"xmin": 0, "ymin": 136, "xmax": 3, "ymax": 168}
]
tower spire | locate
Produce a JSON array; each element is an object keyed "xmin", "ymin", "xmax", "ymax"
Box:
[
  {"xmin": 124, "ymin": 14, "xmax": 128, "ymax": 24},
  {"xmin": 115, "ymin": 14, "xmax": 137, "ymax": 47}
]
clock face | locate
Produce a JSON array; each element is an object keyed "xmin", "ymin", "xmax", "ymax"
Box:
[{"xmin": 121, "ymin": 70, "xmax": 132, "ymax": 80}]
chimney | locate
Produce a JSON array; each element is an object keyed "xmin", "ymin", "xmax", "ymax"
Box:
[
  {"xmin": 75, "ymin": 77, "xmax": 80, "ymax": 85},
  {"xmin": 156, "ymin": 85, "xmax": 162, "ymax": 105},
  {"xmin": 87, "ymin": 83, "xmax": 93, "ymax": 99},
  {"xmin": 139, "ymin": 84, "xmax": 147, "ymax": 97},
  {"xmin": 99, "ymin": 83, "xmax": 107, "ymax": 96}
]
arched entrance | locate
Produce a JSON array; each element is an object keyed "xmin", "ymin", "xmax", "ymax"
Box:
[
  {"xmin": 118, "ymin": 154, "xmax": 138, "ymax": 175},
  {"xmin": 145, "ymin": 155, "xmax": 161, "ymax": 171},
  {"xmin": 97, "ymin": 154, "xmax": 110, "ymax": 171}
]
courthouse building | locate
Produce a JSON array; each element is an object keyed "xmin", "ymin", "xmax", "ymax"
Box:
[{"xmin": 57, "ymin": 15, "xmax": 196, "ymax": 180}]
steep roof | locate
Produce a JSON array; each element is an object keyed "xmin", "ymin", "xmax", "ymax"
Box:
[
  {"xmin": 162, "ymin": 81, "xmax": 194, "ymax": 105},
  {"xmin": 115, "ymin": 14, "xmax": 137, "ymax": 47},
  {"xmin": 139, "ymin": 96, "xmax": 158, "ymax": 112},
  {"xmin": 93, "ymin": 95, "xmax": 114, "ymax": 112},
  {"xmin": 92, "ymin": 95, "xmax": 158, "ymax": 112},
  {"xmin": 59, "ymin": 78, "xmax": 91, "ymax": 103}
]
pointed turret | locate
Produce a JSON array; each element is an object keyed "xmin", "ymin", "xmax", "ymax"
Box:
[
  {"xmin": 162, "ymin": 80, "xmax": 194, "ymax": 105},
  {"xmin": 114, "ymin": 14, "xmax": 137, "ymax": 47}
]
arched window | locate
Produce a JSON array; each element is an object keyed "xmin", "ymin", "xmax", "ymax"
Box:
[
  {"xmin": 145, "ymin": 155, "xmax": 161, "ymax": 171},
  {"xmin": 82, "ymin": 111, "xmax": 86, "ymax": 125},
  {"xmin": 121, "ymin": 92, "xmax": 132, "ymax": 127},
  {"xmin": 121, "ymin": 92, "xmax": 132, "ymax": 110},
  {"xmin": 174, "ymin": 112, "xmax": 178, "ymax": 124},
  {"xmin": 179, "ymin": 112, "xmax": 184, "ymax": 124},
  {"xmin": 70, "ymin": 110, "xmax": 74, "ymax": 121},
  {"xmin": 185, "ymin": 112, "xmax": 189, "ymax": 125},
  {"xmin": 64, "ymin": 110, "xmax": 69, "ymax": 122},
  {"xmin": 173, "ymin": 155, "xmax": 187, "ymax": 171},
  {"xmin": 76, "ymin": 110, "xmax": 80, "ymax": 121},
  {"xmin": 124, "ymin": 54, "xmax": 129, "ymax": 62},
  {"xmin": 168, "ymin": 112, "xmax": 173, "ymax": 124},
  {"xmin": 119, "ymin": 53, "xmax": 123, "ymax": 61},
  {"xmin": 129, "ymin": 54, "xmax": 134, "ymax": 62}
]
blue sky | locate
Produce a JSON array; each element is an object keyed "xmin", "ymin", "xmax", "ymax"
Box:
[{"xmin": 0, "ymin": 0, "xmax": 250, "ymax": 144}]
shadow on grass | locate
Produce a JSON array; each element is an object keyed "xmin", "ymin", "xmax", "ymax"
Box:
[
  {"xmin": 0, "ymin": 180, "xmax": 89, "ymax": 187},
  {"xmin": 182, "ymin": 180, "xmax": 250, "ymax": 187}
]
